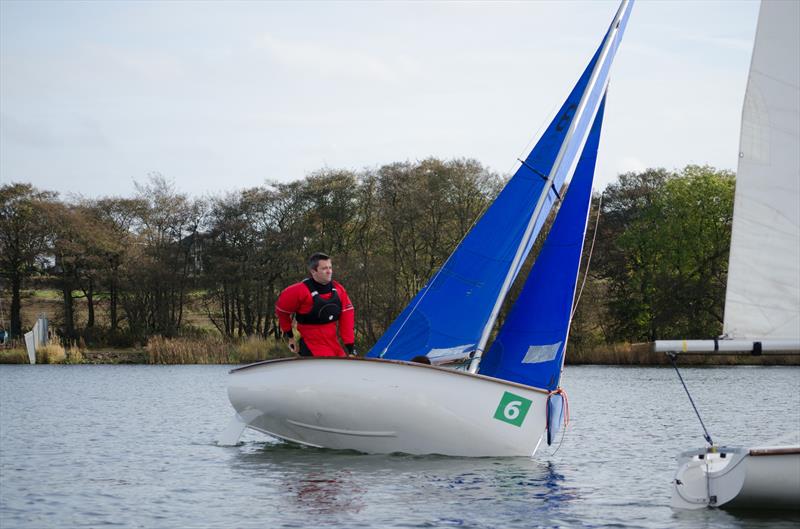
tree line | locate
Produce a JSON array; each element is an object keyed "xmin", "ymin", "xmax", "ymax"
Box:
[{"xmin": 0, "ymin": 160, "xmax": 734, "ymax": 353}]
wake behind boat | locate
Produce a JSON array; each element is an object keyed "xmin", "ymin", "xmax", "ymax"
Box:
[{"xmin": 221, "ymin": 0, "xmax": 634, "ymax": 457}]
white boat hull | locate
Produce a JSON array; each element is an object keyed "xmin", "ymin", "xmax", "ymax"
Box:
[
  {"xmin": 671, "ymin": 445, "xmax": 800, "ymax": 510},
  {"xmin": 226, "ymin": 357, "xmax": 550, "ymax": 457}
]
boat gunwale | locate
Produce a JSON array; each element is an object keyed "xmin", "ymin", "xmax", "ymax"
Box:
[
  {"xmin": 749, "ymin": 447, "xmax": 800, "ymax": 456},
  {"xmin": 228, "ymin": 356, "xmax": 550, "ymax": 395}
]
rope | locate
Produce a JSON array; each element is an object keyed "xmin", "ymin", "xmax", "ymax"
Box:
[
  {"xmin": 571, "ymin": 193, "xmax": 602, "ymax": 319},
  {"xmin": 553, "ymin": 387, "xmax": 570, "ymax": 426},
  {"xmin": 667, "ymin": 352, "xmax": 714, "ymax": 447},
  {"xmin": 548, "ymin": 388, "xmax": 571, "ymax": 456},
  {"xmin": 551, "ymin": 421, "xmax": 569, "ymax": 457}
]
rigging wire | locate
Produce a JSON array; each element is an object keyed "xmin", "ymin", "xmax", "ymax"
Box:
[
  {"xmin": 667, "ymin": 352, "xmax": 714, "ymax": 447},
  {"xmin": 551, "ymin": 420, "xmax": 569, "ymax": 457},
  {"xmin": 507, "ymin": 101, "xmax": 563, "ymax": 177},
  {"xmin": 571, "ymin": 192, "xmax": 603, "ymax": 319}
]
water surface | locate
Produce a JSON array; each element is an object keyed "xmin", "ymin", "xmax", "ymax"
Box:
[{"xmin": 1, "ymin": 364, "xmax": 798, "ymax": 528}]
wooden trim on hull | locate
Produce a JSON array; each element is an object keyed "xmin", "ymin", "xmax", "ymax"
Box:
[
  {"xmin": 230, "ymin": 355, "xmax": 551, "ymax": 395},
  {"xmin": 749, "ymin": 447, "xmax": 800, "ymax": 456}
]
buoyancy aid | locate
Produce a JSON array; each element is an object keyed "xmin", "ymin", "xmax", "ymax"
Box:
[{"xmin": 294, "ymin": 278, "xmax": 342, "ymax": 324}]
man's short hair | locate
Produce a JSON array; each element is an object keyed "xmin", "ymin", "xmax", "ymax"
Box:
[{"xmin": 307, "ymin": 252, "xmax": 330, "ymax": 271}]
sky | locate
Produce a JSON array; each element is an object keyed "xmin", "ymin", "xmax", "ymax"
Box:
[{"xmin": 0, "ymin": 0, "xmax": 760, "ymax": 199}]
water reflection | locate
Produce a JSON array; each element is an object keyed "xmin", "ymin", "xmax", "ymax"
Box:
[
  {"xmin": 226, "ymin": 439, "xmax": 578, "ymax": 525},
  {"xmin": 290, "ymin": 471, "xmax": 364, "ymax": 515},
  {"xmin": 5, "ymin": 365, "xmax": 797, "ymax": 528},
  {"xmin": 671, "ymin": 506, "xmax": 800, "ymax": 529}
]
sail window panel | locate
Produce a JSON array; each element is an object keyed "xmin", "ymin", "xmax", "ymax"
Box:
[
  {"xmin": 427, "ymin": 345, "xmax": 474, "ymax": 364},
  {"xmin": 522, "ymin": 342, "xmax": 563, "ymax": 364}
]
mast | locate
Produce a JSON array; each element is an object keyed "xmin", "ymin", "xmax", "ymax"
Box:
[{"xmin": 468, "ymin": 0, "xmax": 631, "ymax": 373}]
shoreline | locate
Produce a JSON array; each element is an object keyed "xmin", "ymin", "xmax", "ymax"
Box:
[{"xmin": 1, "ymin": 347, "xmax": 797, "ymax": 366}]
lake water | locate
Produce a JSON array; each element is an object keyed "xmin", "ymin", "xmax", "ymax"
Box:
[{"xmin": 1, "ymin": 364, "xmax": 798, "ymax": 528}]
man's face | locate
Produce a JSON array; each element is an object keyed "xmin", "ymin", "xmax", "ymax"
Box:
[{"xmin": 310, "ymin": 259, "xmax": 333, "ymax": 284}]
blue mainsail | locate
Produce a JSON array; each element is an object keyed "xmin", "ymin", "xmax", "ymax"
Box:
[
  {"xmin": 365, "ymin": 57, "xmax": 596, "ymax": 361},
  {"xmin": 478, "ymin": 96, "xmax": 607, "ymax": 390},
  {"xmin": 366, "ymin": 1, "xmax": 632, "ymax": 363}
]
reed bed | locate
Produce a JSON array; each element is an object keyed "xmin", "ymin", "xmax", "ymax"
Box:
[
  {"xmin": 232, "ymin": 335, "xmax": 289, "ymax": 364},
  {"xmin": 36, "ymin": 338, "xmax": 66, "ymax": 364},
  {"xmin": 66, "ymin": 345, "xmax": 85, "ymax": 364},
  {"xmin": 146, "ymin": 336, "xmax": 229, "ymax": 364},
  {"xmin": 0, "ymin": 348, "xmax": 29, "ymax": 364},
  {"xmin": 5, "ymin": 335, "xmax": 792, "ymax": 366},
  {"xmin": 145, "ymin": 335, "xmax": 291, "ymax": 364}
]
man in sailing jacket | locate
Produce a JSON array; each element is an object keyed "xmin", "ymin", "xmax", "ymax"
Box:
[{"xmin": 276, "ymin": 252, "xmax": 355, "ymax": 357}]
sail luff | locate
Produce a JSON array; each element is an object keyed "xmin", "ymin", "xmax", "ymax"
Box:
[
  {"xmin": 722, "ymin": 0, "xmax": 800, "ymax": 341},
  {"xmin": 553, "ymin": 106, "xmax": 606, "ymax": 382},
  {"xmin": 478, "ymin": 95, "xmax": 608, "ymax": 389},
  {"xmin": 468, "ymin": 0, "xmax": 633, "ymax": 373}
]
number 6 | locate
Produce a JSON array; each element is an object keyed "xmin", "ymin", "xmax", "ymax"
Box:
[{"xmin": 504, "ymin": 400, "xmax": 522, "ymax": 420}]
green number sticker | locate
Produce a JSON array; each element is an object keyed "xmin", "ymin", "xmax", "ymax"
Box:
[{"xmin": 493, "ymin": 391, "xmax": 532, "ymax": 427}]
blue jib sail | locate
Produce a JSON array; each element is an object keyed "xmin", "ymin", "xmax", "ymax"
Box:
[
  {"xmin": 367, "ymin": 0, "xmax": 631, "ymax": 363},
  {"xmin": 478, "ymin": 96, "xmax": 607, "ymax": 390}
]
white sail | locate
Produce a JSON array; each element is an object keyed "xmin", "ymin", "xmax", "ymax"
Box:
[
  {"xmin": 723, "ymin": 0, "xmax": 800, "ymax": 341},
  {"xmin": 666, "ymin": 1, "xmax": 800, "ymax": 511}
]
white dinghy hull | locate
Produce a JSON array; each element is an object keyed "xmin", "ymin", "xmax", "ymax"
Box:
[
  {"xmin": 671, "ymin": 445, "xmax": 800, "ymax": 510},
  {"xmin": 227, "ymin": 357, "xmax": 550, "ymax": 457}
]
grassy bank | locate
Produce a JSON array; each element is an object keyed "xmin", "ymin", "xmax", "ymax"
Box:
[
  {"xmin": 1, "ymin": 338, "xmax": 796, "ymax": 365},
  {"xmin": 0, "ymin": 336, "xmax": 293, "ymax": 365}
]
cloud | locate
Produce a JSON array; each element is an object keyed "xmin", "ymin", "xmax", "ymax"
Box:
[
  {"xmin": 681, "ymin": 33, "xmax": 753, "ymax": 52},
  {"xmin": 82, "ymin": 43, "xmax": 188, "ymax": 83},
  {"xmin": 617, "ymin": 156, "xmax": 647, "ymax": 175},
  {"xmin": 251, "ymin": 33, "xmax": 419, "ymax": 83},
  {"xmin": 1, "ymin": 111, "xmax": 112, "ymax": 153},
  {"xmin": 0, "ymin": 112, "xmax": 57, "ymax": 149}
]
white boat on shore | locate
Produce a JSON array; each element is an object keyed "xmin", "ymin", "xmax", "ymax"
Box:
[
  {"xmin": 221, "ymin": 0, "xmax": 634, "ymax": 457},
  {"xmin": 658, "ymin": 0, "xmax": 800, "ymax": 511}
]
